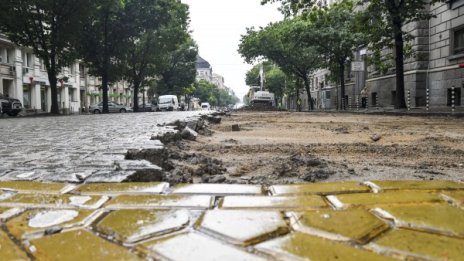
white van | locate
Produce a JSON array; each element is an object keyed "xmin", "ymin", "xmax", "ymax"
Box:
[
  {"xmin": 201, "ymin": 102, "xmax": 211, "ymax": 110},
  {"xmin": 158, "ymin": 95, "xmax": 179, "ymax": 111}
]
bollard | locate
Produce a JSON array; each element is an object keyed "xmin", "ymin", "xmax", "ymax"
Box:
[
  {"xmin": 356, "ymin": 96, "xmax": 359, "ymax": 111},
  {"xmin": 348, "ymin": 97, "xmax": 352, "ymax": 110},
  {"xmin": 426, "ymin": 88, "xmax": 430, "ymax": 111},
  {"xmin": 366, "ymin": 96, "xmax": 369, "ymax": 110},
  {"xmin": 407, "ymin": 89, "xmax": 411, "ymax": 111},
  {"xmin": 451, "ymin": 87, "xmax": 455, "ymax": 113}
]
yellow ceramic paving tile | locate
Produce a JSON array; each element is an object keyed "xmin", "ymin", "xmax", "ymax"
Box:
[
  {"xmin": 0, "ymin": 193, "xmax": 107, "ymax": 209},
  {"xmin": 372, "ymin": 180, "xmax": 464, "ymax": 191},
  {"xmin": 379, "ymin": 204, "xmax": 464, "ymax": 237},
  {"xmin": 96, "ymin": 209, "xmax": 189, "ymax": 244},
  {"xmin": 374, "ymin": 229, "xmax": 464, "ymax": 261},
  {"xmin": 104, "ymin": 194, "xmax": 213, "ymax": 209},
  {"xmin": 0, "ymin": 207, "xmax": 23, "ymax": 222},
  {"xmin": 0, "ymin": 181, "xmax": 70, "ymax": 194},
  {"xmin": 172, "ymin": 183, "xmax": 263, "ymax": 195},
  {"xmin": 140, "ymin": 232, "xmax": 267, "ymax": 261},
  {"xmin": 197, "ymin": 210, "xmax": 289, "ymax": 246},
  {"xmin": 219, "ymin": 195, "xmax": 328, "ymax": 209},
  {"xmin": 291, "ymin": 209, "xmax": 389, "ymax": 244},
  {"xmin": 29, "ymin": 229, "xmax": 142, "ymax": 261},
  {"xmin": 269, "ymin": 182, "xmax": 369, "ymax": 196},
  {"xmin": 256, "ymin": 231, "xmax": 395, "ymax": 261},
  {"xmin": 337, "ymin": 190, "xmax": 443, "ymax": 207},
  {"xmin": 72, "ymin": 182, "xmax": 169, "ymax": 195},
  {"xmin": 7, "ymin": 209, "xmax": 99, "ymax": 240},
  {"xmin": 0, "ymin": 229, "xmax": 29, "ymax": 261},
  {"xmin": 442, "ymin": 190, "xmax": 464, "ymax": 206}
]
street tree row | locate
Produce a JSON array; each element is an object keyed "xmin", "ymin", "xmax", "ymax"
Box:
[
  {"xmin": 0, "ymin": 0, "xmax": 198, "ymax": 113},
  {"xmin": 239, "ymin": 0, "xmax": 438, "ymax": 110}
]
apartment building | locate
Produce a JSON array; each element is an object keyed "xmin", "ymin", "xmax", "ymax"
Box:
[
  {"xmin": 0, "ymin": 35, "xmax": 142, "ymax": 114},
  {"xmin": 291, "ymin": 1, "xmax": 464, "ymax": 111}
]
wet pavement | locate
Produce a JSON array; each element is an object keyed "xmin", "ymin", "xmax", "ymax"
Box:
[
  {"xmin": 0, "ymin": 112, "xmax": 206, "ymax": 183},
  {"xmin": 0, "ymin": 180, "xmax": 463, "ymax": 261}
]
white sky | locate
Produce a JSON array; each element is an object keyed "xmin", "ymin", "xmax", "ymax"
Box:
[{"xmin": 181, "ymin": 0, "xmax": 283, "ymax": 101}]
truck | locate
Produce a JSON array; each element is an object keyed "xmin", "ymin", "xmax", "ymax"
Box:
[
  {"xmin": 158, "ymin": 95, "xmax": 179, "ymax": 111},
  {"xmin": 0, "ymin": 95, "xmax": 22, "ymax": 116},
  {"xmin": 250, "ymin": 90, "xmax": 275, "ymax": 107}
]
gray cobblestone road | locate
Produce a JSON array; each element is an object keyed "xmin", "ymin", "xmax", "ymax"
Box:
[{"xmin": 0, "ymin": 112, "xmax": 206, "ymax": 183}]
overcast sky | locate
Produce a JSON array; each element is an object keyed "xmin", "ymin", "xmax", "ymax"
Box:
[{"xmin": 180, "ymin": 0, "xmax": 283, "ymax": 101}]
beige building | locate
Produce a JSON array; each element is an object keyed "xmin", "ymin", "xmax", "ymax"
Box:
[{"xmin": 0, "ymin": 35, "xmax": 147, "ymax": 114}]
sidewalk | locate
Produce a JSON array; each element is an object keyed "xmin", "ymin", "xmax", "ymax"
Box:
[{"xmin": 1, "ymin": 180, "xmax": 463, "ymax": 261}]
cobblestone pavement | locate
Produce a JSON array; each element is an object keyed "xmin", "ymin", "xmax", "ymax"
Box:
[
  {"xmin": 0, "ymin": 112, "xmax": 206, "ymax": 183},
  {"xmin": 0, "ymin": 180, "xmax": 463, "ymax": 260}
]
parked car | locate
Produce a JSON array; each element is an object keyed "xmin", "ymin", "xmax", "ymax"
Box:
[
  {"xmin": 89, "ymin": 102, "xmax": 133, "ymax": 114},
  {"xmin": 0, "ymin": 95, "xmax": 22, "ymax": 116}
]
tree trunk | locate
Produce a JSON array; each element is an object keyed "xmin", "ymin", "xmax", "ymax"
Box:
[
  {"xmin": 102, "ymin": 70, "xmax": 109, "ymax": 113},
  {"xmin": 133, "ymin": 81, "xmax": 139, "ymax": 112},
  {"xmin": 48, "ymin": 71, "xmax": 59, "ymax": 114},
  {"xmin": 339, "ymin": 60, "xmax": 346, "ymax": 110},
  {"xmin": 393, "ymin": 24, "xmax": 406, "ymax": 109},
  {"xmin": 303, "ymin": 76, "xmax": 314, "ymax": 111}
]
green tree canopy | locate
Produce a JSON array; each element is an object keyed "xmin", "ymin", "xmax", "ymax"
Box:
[
  {"xmin": 121, "ymin": 0, "xmax": 193, "ymax": 111},
  {"xmin": 0, "ymin": 0, "xmax": 94, "ymax": 114},
  {"xmin": 239, "ymin": 18, "xmax": 323, "ymax": 110},
  {"xmin": 78, "ymin": 0, "xmax": 126, "ymax": 113}
]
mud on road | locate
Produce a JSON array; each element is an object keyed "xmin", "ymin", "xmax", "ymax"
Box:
[{"xmin": 163, "ymin": 111, "xmax": 464, "ymax": 185}]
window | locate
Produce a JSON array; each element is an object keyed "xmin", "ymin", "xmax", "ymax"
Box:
[
  {"xmin": 453, "ymin": 27, "xmax": 464, "ymax": 55},
  {"xmin": 22, "ymin": 52, "xmax": 33, "ymax": 68}
]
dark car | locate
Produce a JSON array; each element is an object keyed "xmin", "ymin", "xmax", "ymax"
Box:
[{"xmin": 0, "ymin": 95, "xmax": 22, "ymax": 117}]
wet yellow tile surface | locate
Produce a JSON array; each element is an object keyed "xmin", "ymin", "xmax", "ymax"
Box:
[
  {"xmin": 291, "ymin": 209, "xmax": 389, "ymax": 244},
  {"xmin": 30, "ymin": 229, "xmax": 142, "ymax": 261},
  {"xmin": 375, "ymin": 229, "xmax": 464, "ymax": 260},
  {"xmin": 0, "ymin": 181, "xmax": 69, "ymax": 194},
  {"xmin": 372, "ymin": 180, "xmax": 464, "ymax": 191},
  {"xmin": 337, "ymin": 190, "xmax": 443, "ymax": 207},
  {"xmin": 197, "ymin": 210, "xmax": 289, "ymax": 246},
  {"xmin": 73, "ymin": 182, "xmax": 169, "ymax": 195},
  {"xmin": 219, "ymin": 195, "xmax": 328, "ymax": 209},
  {"xmin": 141, "ymin": 232, "xmax": 267, "ymax": 261},
  {"xmin": 7, "ymin": 209, "xmax": 97, "ymax": 240},
  {"xmin": 0, "ymin": 181, "xmax": 463, "ymax": 260},
  {"xmin": 0, "ymin": 193, "xmax": 107, "ymax": 209},
  {"xmin": 96, "ymin": 209, "xmax": 189, "ymax": 243},
  {"xmin": 172, "ymin": 183, "xmax": 263, "ymax": 195},
  {"xmin": 269, "ymin": 182, "xmax": 369, "ymax": 195},
  {"xmin": 256, "ymin": 232, "xmax": 394, "ymax": 261},
  {"xmin": 380, "ymin": 204, "xmax": 464, "ymax": 236},
  {"xmin": 104, "ymin": 194, "xmax": 213, "ymax": 209},
  {"xmin": 0, "ymin": 229, "xmax": 29, "ymax": 261},
  {"xmin": 442, "ymin": 190, "xmax": 464, "ymax": 206}
]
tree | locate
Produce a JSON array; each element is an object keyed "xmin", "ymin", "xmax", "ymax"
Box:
[
  {"xmin": 0, "ymin": 0, "xmax": 93, "ymax": 114},
  {"xmin": 155, "ymin": 38, "xmax": 198, "ymax": 98},
  {"xmin": 78, "ymin": 0, "xmax": 126, "ymax": 113},
  {"xmin": 357, "ymin": 0, "xmax": 438, "ymax": 109},
  {"xmin": 122, "ymin": 0, "xmax": 193, "ymax": 112},
  {"xmin": 193, "ymin": 80, "xmax": 217, "ymax": 105},
  {"xmin": 239, "ymin": 18, "xmax": 323, "ymax": 110},
  {"xmin": 307, "ymin": 0, "xmax": 365, "ymax": 110}
]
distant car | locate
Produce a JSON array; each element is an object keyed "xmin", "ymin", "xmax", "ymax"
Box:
[
  {"xmin": 89, "ymin": 102, "xmax": 133, "ymax": 114},
  {"xmin": 201, "ymin": 102, "xmax": 211, "ymax": 110},
  {"xmin": 139, "ymin": 103, "xmax": 156, "ymax": 112},
  {"xmin": 0, "ymin": 95, "xmax": 22, "ymax": 116}
]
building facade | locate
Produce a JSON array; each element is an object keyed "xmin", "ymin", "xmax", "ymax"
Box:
[
  {"xmin": 287, "ymin": 1, "xmax": 464, "ymax": 111},
  {"xmin": 0, "ymin": 35, "xmax": 147, "ymax": 114}
]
